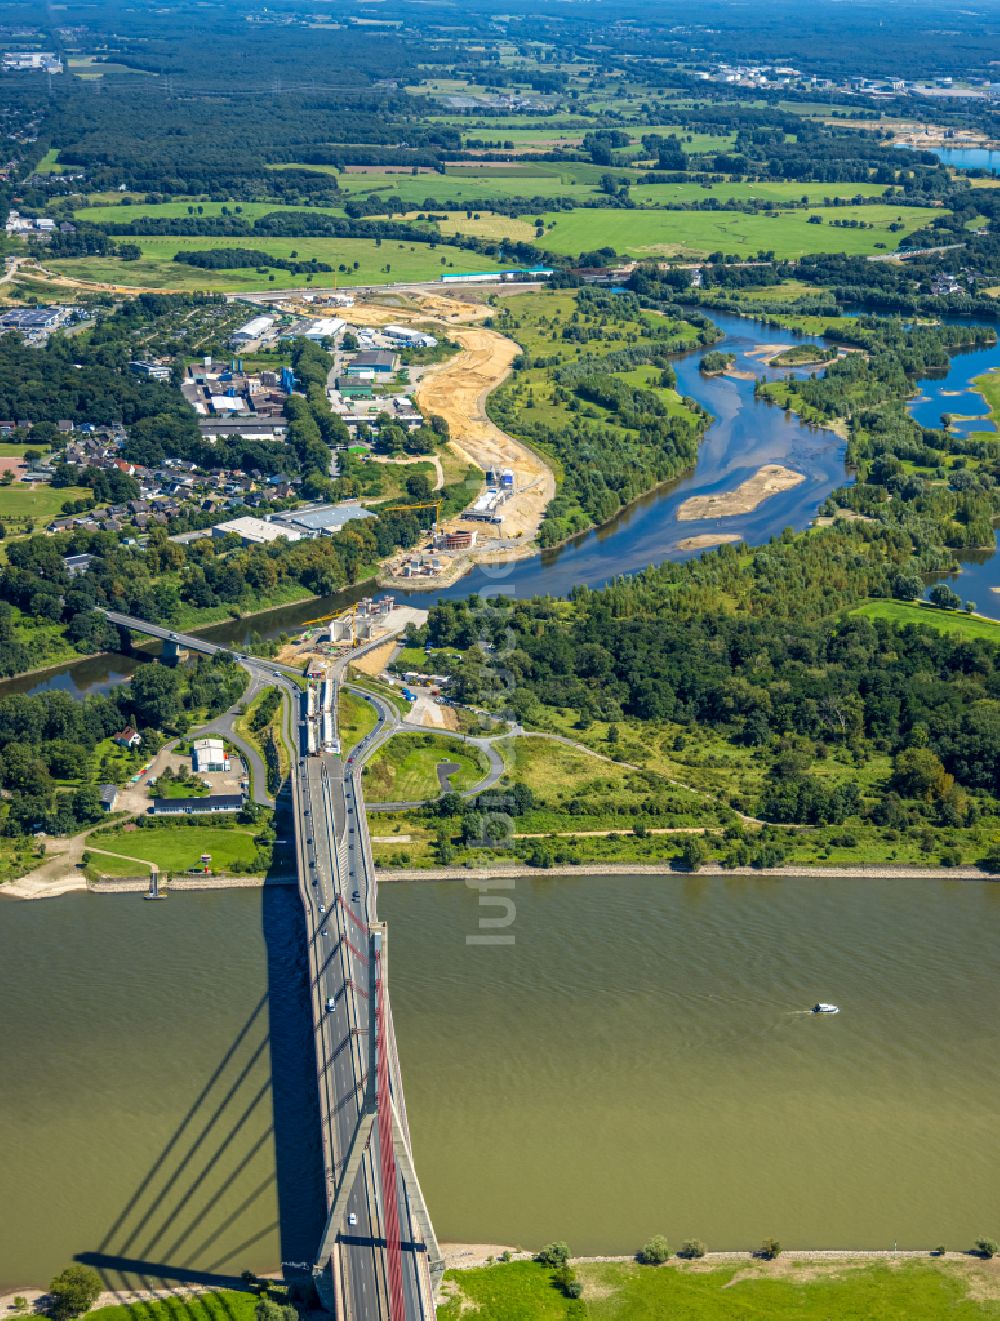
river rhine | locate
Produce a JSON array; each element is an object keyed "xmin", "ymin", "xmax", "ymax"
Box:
[
  {"xmin": 1, "ymin": 308, "xmax": 998, "ymax": 1286},
  {"xmin": 1, "ymin": 876, "xmax": 998, "ymax": 1289}
]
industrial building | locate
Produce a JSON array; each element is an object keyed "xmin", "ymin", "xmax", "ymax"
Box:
[
  {"xmin": 383, "ymin": 325, "xmax": 438, "ymax": 350},
  {"xmin": 329, "ymin": 596, "xmax": 394, "ymax": 643},
  {"xmin": 345, "ymin": 351, "xmax": 398, "ymax": 376},
  {"xmin": 230, "ymin": 315, "xmax": 275, "ymax": 347},
  {"xmin": 212, "ymin": 516, "xmax": 303, "ymax": 546},
  {"xmin": 151, "ymin": 794, "xmax": 243, "ymax": 816},
  {"xmin": 0, "ymin": 306, "xmax": 67, "ymax": 332},
  {"xmin": 302, "ymin": 317, "xmax": 346, "ymax": 341},
  {"xmin": 192, "ymin": 738, "xmax": 231, "ymax": 774},
  {"xmin": 270, "ymin": 501, "xmax": 375, "ymax": 538},
  {"xmin": 439, "ymin": 267, "xmax": 553, "ymax": 285},
  {"xmin": 130, "ymin": 360, "xmax": 172, "ymax": 381},
  {"xmin": 466, "ymin": 486, "xmax": 512, "ymax": 523},
  {"xmin": 435, "ymin": 528, "xmax": 477, "ymax": 551}
]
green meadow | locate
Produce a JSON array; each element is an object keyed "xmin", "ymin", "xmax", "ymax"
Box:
[
  {"xmin": 73, "ymin": 199, "xmax": 348, "ymax": 224},
  {"xmin": 537, "ymin": 203, "xmax": 944, "ymax": 258},
  {"xmin": 439, "ymin": 1257, "xmax": 1000, "ymax": 1320},
  {"xmin": 47, "ymin": 235, "xmax": 514, "ymax": 290}
]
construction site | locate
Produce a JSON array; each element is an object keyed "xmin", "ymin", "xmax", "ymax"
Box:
[
  {"xmin": 275, "ymin": 597, "xmax": 429, "ymax": 673},
  {"xmin": 266, "ymin": 285, "xmax": 557, "ymax": 588}
]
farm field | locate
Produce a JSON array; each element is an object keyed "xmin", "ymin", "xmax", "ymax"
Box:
[
  {"xmin": 45, "ymin": 236, "xmax": 515, "ymax": 290},
  {"xmin": 394, "ymin": 210, "xmax": 538, "ymax": 241},
  {"xmin": 73, "ymin": 199, "xmax": 348, "ymax": 224},
  {"xmin": 628, "ymin": 180, "xmax": 894, "ymax": 206},
  {"xmin": 276, "ymin": 161, "xmax": 644, "ymax": 205},
  {"xmin": 460, "ymin": 127, "xmax": 586, "ymax": 146},
  {"xmin": 537, "ymin": 203, "xmax": 944, "ymax": 258},
  {"xmin": 67, "ymin": 54, "xmax": 153, "ymax": 76}
]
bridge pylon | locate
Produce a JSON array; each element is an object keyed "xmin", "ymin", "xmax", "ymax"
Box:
[{"xmin": 313, "ymin": 923, "xmax": 442, "ymax": 1312}]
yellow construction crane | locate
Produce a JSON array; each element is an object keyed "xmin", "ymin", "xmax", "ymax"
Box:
[
  {"xmin": 381, "ymin": 500, "xmax": 442, "ymax": 529},
  {"xmin": 304, "ymin": 602, "xmax": 358, "ymax": 629}
]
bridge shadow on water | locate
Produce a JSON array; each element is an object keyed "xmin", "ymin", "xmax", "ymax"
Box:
[{"xmin": 77, "ymin": 786, "xmax": 326, "ymax": 1307}]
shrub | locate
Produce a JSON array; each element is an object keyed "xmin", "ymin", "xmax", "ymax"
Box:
[
  {"xmin": 552, "ymin": 1265, "xmax": 581, "ymax": 1299},
  {"xmin": 638, "ymin": 1235, "xmax": 671, "ymax": 1265},
  {"xmin": 975, "ymin": 1237, "xmax": 998, "ymax": 1258},
  {"xmin": 678, "ymin": 1239, "xmax": 707, "ymax": 1259},
  {"xmin": 758, "ymin": 1237, "xmax": 782, "ymax": 1259},
  {"xmin": 535, "ymin": 1241, "xmax": 571, "ymax": 1268}
]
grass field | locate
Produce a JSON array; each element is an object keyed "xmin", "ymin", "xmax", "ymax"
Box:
[
  {"xmin": 276, "ymin": 163, "xmax": 644, "ymax": 206},
  {"xmin": 90, "ymin": 823, "xmax": 265, "ymax": 875},
  {"xmin": 34, "ymin": 148, "xmax": 68, "ymax": 174},
  {"xmin": 73, "ymin": 199, "xmax": 348, "ymax": 224},
  {"xmin": 537, "ymin": 204, "xmax": 943, "ymax": 259},
  {"xmin": 46, "ymin": 236, "xmax": 514, "ymax": 291},
  {"xmin": 852, "ymin": 599, "xmax": 1000, "ymax": 641},
  {"xmin": 973, "ymin": 367, "xmax": 1000, "ymax": 425},
  {"xmin": 460, "ymin": 127, "xmax": 586, "ymax": 146},
  {"xmin": 394, "ymin": 210, "xmax": 539, "ymax": 242},
  {"xmin": 628, "ymin": 180, "xmax": 893, "ymax": 206},
  {"xmin": 88, "ymin": 1292, "xmax": 257, "ymax": 1321},
  {"xmin": 68, "ymin": 55, "xmax": 153, "ymax": 77},
  {"xmin": 363, "ymin": 731, "xmax": 487, "ymax": 802},
  {"xmin": 439, "ymin": 1257, "xmax": 1000, "ymax": 1320},
  {"xmin": 0, "ymin": 481, "xmax": 89, "ymax": 529},
  {"xmin": 338, "ymin": 687, "xmax": 378, "ymax": 755}
]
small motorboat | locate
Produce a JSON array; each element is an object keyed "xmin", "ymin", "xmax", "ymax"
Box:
[{"xmin": 812, "ymin": 1002, "xmax": 839, "ymax": 1014}]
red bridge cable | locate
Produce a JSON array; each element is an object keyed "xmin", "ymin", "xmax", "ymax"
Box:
[{"xmin": 375, "ymin": 953, "xmax": 406, "ymax": 1320}]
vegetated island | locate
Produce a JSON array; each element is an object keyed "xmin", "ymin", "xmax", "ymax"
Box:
[
  {"xmin": 767, "ymin": 343, "xmax": 838, "ymax": 368},
  {"xmin": 699, "ymin": 350, "xmax": 735, "ymax": 376},
  {"xmin": 676, "ymin": 465, "xmax": 806, "ymax": 521}
]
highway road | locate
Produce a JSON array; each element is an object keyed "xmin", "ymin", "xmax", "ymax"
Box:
[
  {"xmin": 103, "ymin": 610, "xmax": 440, "ymax": 1318},
  {"xmin": 300, "ymin": 682, "xmax": 433, "ymax": 1319}
]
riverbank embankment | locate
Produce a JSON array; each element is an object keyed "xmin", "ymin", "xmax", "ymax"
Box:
[
  {"xmin": 0, "ymin": 873, "xmax": 292, "ymax": 901},
  {"xmin": 441, "ymin": 1242, "xmax": 992, "ymax": 1269},
  {"xmin": 4, "ymin": 861, "xmax": 996, "ymax": 901},
  {"xmin": 378, "ymin": 861, "xmax": 997, "ymax": 883}
]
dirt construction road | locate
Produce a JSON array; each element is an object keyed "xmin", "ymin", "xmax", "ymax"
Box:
[
  {"xmin": 329, "ymin": 289, "xmax": 555, "ymax": 547},
  {"xmin": 415, "ymin": 319, "xmax": 554, "ymax": 543}
]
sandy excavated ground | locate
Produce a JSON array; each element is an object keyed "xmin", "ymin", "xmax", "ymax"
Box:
[
  {"xmin": 407, "ymin": 688, "xmax": 459, "ymax": 730},
  {"xmin": 348, "ymin": 640, "xmax": 397, "ymax": 676},
  {"xmin": 677, "ymin": 464, "xmax": 806, "ymax": 521},
  {"xmin": 676, "ymin": 533, "xmax": 743, "ymax": 551},
  {"xmin": 337, "ymin": 290, "xmax": 556, "ymax": 549}
]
